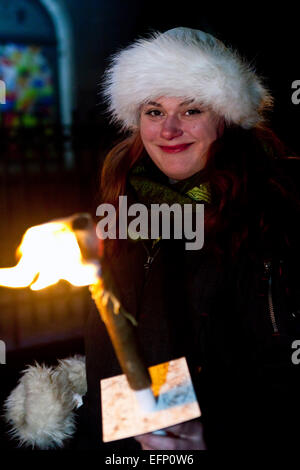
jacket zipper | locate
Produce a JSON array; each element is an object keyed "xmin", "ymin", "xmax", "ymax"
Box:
[
  {"xmin": 264, "ymin": 260, "xmax": 279, "ymax": 335},
  {"xmin": 143, "ymin": 242, "xmax": 160, "ymax": 276},
  {"xmin": 135, "ymin": 241, "xmax": 161, "ymax": 321}
]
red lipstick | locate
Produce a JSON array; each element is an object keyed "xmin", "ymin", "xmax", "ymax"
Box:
[{"xmin": 159, "ymin": 143, "xmax": 192, "ymax": 153}]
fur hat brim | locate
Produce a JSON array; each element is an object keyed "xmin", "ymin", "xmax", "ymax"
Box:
[{"xmin": 102, "ymin": 27, "xmax": 273, "ymax": 130}]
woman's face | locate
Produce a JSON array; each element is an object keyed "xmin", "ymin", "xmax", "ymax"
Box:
[{"xmin": 139, "ymin": 96, "xmax": 224, "ymax": 180}]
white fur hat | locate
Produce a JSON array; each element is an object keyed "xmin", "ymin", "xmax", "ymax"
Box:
[{"xmin": 102, "ymin": 27, "xmax": 273, "ymax": 130}]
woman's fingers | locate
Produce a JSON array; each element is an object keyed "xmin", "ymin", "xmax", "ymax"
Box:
[
  {"xmin": 134, "ymin": 420, "xmax": 207, "ymax": 450},
  {"xmin": 134, "ymin": 433, "xmax": 181, "ymax": 450},
  {"xmin": 164, "ymin": 420, "xmax": 204, "ymax": 440},
  {"xmin": 140, "ymin": 443, "xmax": 155, "ymax": 450},
  {"xmin": 135, "ymin": 433, "xmax": 205, "ymax": 450}
]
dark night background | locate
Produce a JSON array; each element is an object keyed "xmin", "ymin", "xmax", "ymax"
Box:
[
  {"xmin": 0, "ymin": 0, "xmax": 299, "ymax": 451},
  {"xmin": 70, "ymin": 0, "xmax": 300, "ymax": 151}
]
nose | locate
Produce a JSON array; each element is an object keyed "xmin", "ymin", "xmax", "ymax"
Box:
[{"xmin": 160, "ymin": 115, "xmax": 183, "ymax": 140}]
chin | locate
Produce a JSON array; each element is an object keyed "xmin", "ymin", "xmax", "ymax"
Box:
[
  {"xmin": 161, "ymin": 166, "xmax": 197, "ymax": 181},
  {"xmin": 165, "ymin": 172, "xmax": 190, "ymax": 180}
]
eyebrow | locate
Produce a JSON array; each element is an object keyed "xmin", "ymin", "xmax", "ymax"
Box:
[{"xmin": 145, "ymin": 99, "xmax": 195, "ymax": 107}]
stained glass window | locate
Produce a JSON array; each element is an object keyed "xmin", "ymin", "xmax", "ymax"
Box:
[{"xmin": 0, "ymin": 43, "xmax": 56, "ymax": 127}]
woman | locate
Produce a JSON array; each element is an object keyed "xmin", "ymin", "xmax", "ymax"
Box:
[
  {"xmin": 73, "ymin": 27, "xmax": 300, "ymax": 451},
  {"xmin": 3, "ymin": 26, "xmax": 299, "ymax": 451}
]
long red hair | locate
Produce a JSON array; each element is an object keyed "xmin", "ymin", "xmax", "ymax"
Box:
[{"xmin": 100, "ymin": 124, "xmax": 297, "ymax": 259}]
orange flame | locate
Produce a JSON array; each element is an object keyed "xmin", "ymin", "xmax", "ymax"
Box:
[{"xmin": 0, "ymin": 216, "xmax": 100, "ymax": 290}]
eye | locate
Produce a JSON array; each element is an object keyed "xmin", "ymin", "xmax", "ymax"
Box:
[
  {"xmin": 184, "ymin": 109, "xmax": 202, "ymax": 116},
  {"xmin": 145, "ymin": 109, "xmax": 163, "ymax": 117}
]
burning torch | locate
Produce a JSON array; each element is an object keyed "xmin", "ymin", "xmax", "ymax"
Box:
[{"xmin": 0, "ymin": 213, "xmax": 156, "ymax": 412}]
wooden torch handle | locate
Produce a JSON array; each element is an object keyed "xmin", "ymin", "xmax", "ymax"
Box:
[{"xmin": 89, "ymin": 279, "xmax": 152, "ymax": 391}]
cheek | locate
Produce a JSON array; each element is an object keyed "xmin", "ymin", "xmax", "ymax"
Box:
[
  {"xmin": 189, "ymin": 121, "xmax": 219, "ymax": 143},
  {"xmin": 140, "ymin": 120, "xmax": 159, "ymax": 143}
]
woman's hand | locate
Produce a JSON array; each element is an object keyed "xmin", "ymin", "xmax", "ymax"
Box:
[{"xmin": 134, "ymin": 419, "xmax": 207, "ymax": 450}]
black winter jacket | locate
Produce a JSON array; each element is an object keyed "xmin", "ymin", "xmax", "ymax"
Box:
[{"xmin": 74, "ymin": 171, "xmax": 300, "ymax": 451}]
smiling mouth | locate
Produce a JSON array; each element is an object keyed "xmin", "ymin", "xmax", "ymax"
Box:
[{"xmin": 159, "ymin": 143, "xmax": 193, "ymax": 153}]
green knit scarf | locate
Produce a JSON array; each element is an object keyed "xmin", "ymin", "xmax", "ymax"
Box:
[
  {"xmin": 126, "ymin": 155, "xmax": 212, "ymax": 247},
  {"xmin": 128, "ymin": 154, "xmax": 212, "ymax": 207}
]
